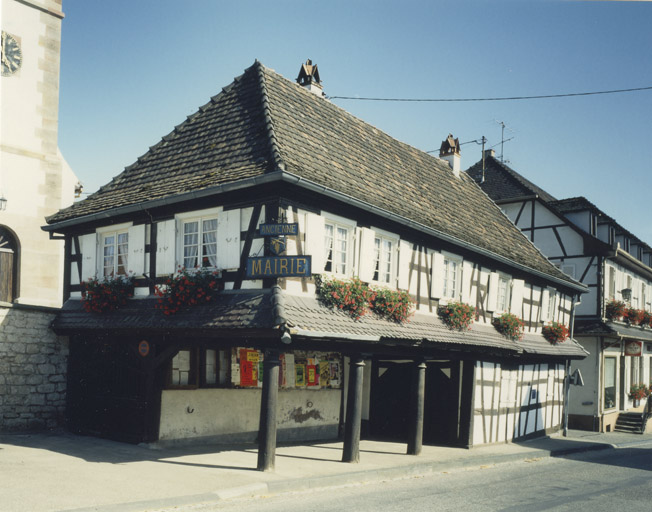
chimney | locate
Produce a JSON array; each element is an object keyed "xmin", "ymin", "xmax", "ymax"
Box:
[
  {"xmin": 296, "ymin": 59, "xmax": 324, "ymax": 97},
  {"xmin": 483, "ymin": 148, "xmax": 495, "ymax": 159},
  {"xmin": 439, "ymin": 134, "xmax": 461, "ymax": 177}
]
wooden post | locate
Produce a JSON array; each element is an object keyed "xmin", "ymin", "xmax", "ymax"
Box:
[
  {"xmin": 342, "ymin": 356, "xmax": 365, "ymax": 463},
  {"xmin": 407, "ymin": 360, "xmax": 427, "ymax": 455},
  {"xmin": 257, "ymin": 350, "xmax": 280, "ymax": 471}
]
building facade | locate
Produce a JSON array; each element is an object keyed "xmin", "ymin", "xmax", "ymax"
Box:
[
  {"xmin": 0, "ymin": 0, "xmax": 78, "ymax": 430},
  {"xmin": 45, "ymin": 62, "xmax": 587, "ymax": 464},
  {"xmin": 467, "ymin": 153, "xmax": 652, "ymax": 433}
]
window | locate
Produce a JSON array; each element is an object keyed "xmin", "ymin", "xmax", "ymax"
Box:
[
  {"xmin": 182, "ymin": 218, "xmax": 217, "ymax": 269},
  {"xmin": 547, "ymin": 290, "xmax": 557, "ymax": 321},
  {"xmin": 0, "ymin": 226, "xmax": 18, "ymax": 302},
  {"xmin": 608, "ymin": 266, "xmax": 616, "ymax": 300},
  {"xmin": 604, "ymin": 357, "xmax": 616, "ymax": 410},
  {"xmin": 442, "ymin": 255, "xmax": 462, "ymax": 300},
  {"xmin": 102, "ymin": 231, "xmax": 128, "ymax": 277},
  {"xmin": 373, "ymin": 236, "xmax": 394, "ymax": 284},
  {"xmin": 167, "ymin": 347, "xmax": 229, "ymax": 388},
  {"xmin": 497, "ymin": 274, "xmax": 511, "ymax": 312},
  {"xmin": 324, "ymin": 222, "xmax": 350, "ymax": 275}
]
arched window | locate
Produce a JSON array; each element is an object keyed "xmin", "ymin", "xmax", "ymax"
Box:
[{"xmin": 0, "ymin": 226, "xmax": 19, "ymax": 303}]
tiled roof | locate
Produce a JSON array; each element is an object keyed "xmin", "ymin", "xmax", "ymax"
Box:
[
  {"xmin": 52, "ymin": 289, "xmax": 588, "ymax": 359},
  {"xmin": 575, "ymin": 318, "xmax": 652, "ymax": 342},
  {"xmin": 466, "ymin": 155, "xmax": 557, "ymax": 203},
  {"xmin": 47, "ymin": 61, "xmax": 577, "ymax": 288}
]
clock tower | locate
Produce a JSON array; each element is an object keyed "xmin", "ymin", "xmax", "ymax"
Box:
[
  {"xmin": 1, "ymin": 0, "xmax": 78, "ymax": 431},
  {"xmin": 0, "ymin": 0, "xmax": 78, "ymax": 307}
]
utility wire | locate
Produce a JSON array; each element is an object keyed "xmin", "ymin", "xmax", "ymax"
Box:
[{"xmin": 327, "ymin": 85, "xmax": 652, "ymax": 103}]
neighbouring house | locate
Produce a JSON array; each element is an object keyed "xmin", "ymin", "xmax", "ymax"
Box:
[
  {"xmin": 43, "ymin": 60, "xmax": 587, "ymax": 467},
  {"xmin": 467, "ymin": 151, "xmax": 652, "ymax": 433},
  {"xmin": 0, "ymin": 0, "xmax": 79, "ymax": 431}
]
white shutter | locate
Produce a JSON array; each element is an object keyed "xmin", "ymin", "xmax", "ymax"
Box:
[
  {"xmin": 80, "ymin": 233, "xmax": 97, "ymax": 281},
  {"xmin": 487, "ymin": 272, "xmax": 499, "ymax": 312},
  {"xmin": 358, "ymin": 227, "xmax": 376, "ymax": 282},
  {"xmin": 541, "ymin": 288, "xmax": 550, "ymax": 322},
  {"xmin": 128, "ymin": 224, "xmax": 146, "ymax": 276},
  {"xmin": 218, "ymin": 209, "xmax": 241, "ymax": 269},
  {"xmin": 304, "ymin": 213, "xmax": 325, "ymax": 272},
  {"xmin": 430, "ymin": 252, "xmax": 445, "ymax": 299},
  {"xmin": 510, "ymin": 279, "xmax": 525, "ymax": 316},
  {"xmin": 461, "ymin": 261, "xmax": 473, "ymax": 304},
  {"xmin": 157, "ymin": 220, "xmax": 176, "ymax": 275},
  {"xmin": 398, "ymin": 240, "xmax": 412, "ymax": 290}
]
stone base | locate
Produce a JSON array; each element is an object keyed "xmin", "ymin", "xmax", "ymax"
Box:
[{"xmin": 0, "ymin": 305, "xmax": 68, "ymax": 431}]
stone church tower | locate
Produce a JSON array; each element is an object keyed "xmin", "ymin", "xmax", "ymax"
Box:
[{"xmin": 1, "ymin": 0, "xmax": 78, "ymax": 430}]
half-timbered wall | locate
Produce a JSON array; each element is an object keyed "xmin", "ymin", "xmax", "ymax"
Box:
[
  {"xmin": 67, "ymin": 202, "xmax": 571, "ymax": 334},
  {"xmin": 472, "ymin": 361, "xmax": 566, "ymax": 445},
  {"xmin": 603, "ymin": 260, "xmax": 652, "ymax": 313}
]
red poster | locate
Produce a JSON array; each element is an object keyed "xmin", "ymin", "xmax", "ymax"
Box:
[
  {"xmin": 239, "ymin": 349, "xmax": 257, "ymax": 386},
  {"xmin": 307, "ymin": 364, "xmax": 318, "ymax": 386}
]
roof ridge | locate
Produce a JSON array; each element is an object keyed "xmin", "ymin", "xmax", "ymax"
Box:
[{"xmin": 254, "ymin": 60, "xmax": 286, "ymax": 172}]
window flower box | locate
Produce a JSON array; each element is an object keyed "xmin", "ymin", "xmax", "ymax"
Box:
[
  {"xmin": 438, "ymin": 301, "xmax": 475, "ymax": 331},
  {"xmin": 155, "ymin": 267, "xmax": 222, "ymax": 315},
  {"xmin": 82, "ymin": 274, "xmax": 134, "ymax": 313},
  {"xmin": 541, "ymin": 321, "xmax": 570, "ymax": 344},
  {"xmin": 493, "ymin": 312, "xmax": 525, "ymax": 341}
]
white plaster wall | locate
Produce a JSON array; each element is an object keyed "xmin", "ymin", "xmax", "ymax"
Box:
[
  {"xmin": 159, "ymin": 388, "xmax": 341, "ymax": 442},
  {"xmin": 534, "ymin": 202, "xmax": 564, "ymax": 227}
]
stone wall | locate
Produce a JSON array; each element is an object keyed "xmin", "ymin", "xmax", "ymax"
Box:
[{"xmin": 0, "ymin": 304, "xmax": 68, "ymax": 431}]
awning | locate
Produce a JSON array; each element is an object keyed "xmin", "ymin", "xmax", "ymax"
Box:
[{"xmin": 575, "ymin": 318, "xmax": 652, "ymax": 342}]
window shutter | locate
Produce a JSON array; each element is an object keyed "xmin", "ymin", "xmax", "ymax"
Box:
[
  {"xmin": 461, "ymin": 261, "xmax": 473, "ymax": 303},
  {"xmin": 358, "ymin": 227, "xmax": 375, "ymax": 282},
  {"xmin": 541, "ymin": 287, "xmax": 550, "ymax": 322},
  {"xmin": 510, "ymin": 279, "xmax": 525, "ymax": 316},
  {"xmin": 128, "ymin": 224, "xmax": 146, "ymax": 276},
  {"xmin": 487, "ymin": 272, "xmax": 499, "ymax": 312},
  {"xmin": 430, "ymin": 252, "xmax": 445, "ymax": 299},
  {"xmin": 157, "ymin": 220, "xmax": 176, "ymax": 275},
  {"xmin": 80, "ymin": 233, "xmax": 97, "ymax": 281},
  {"xmin": 304, "ymin": 213, "xmax": 325, "ymax": 272},
  {"xmin": 397, "ymin": 240, "xmax": 412, "ymax": 290},
  {"xmin": 218, "ymin": 209, "xmax": 241, "ymax": 269}
]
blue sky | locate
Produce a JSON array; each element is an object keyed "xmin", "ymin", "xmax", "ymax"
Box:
[{"xmin": 58, "ymin": 0, "xmax": 652, "ymax": 243}]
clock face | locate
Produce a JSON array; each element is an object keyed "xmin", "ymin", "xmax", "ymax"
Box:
[{"xmin": 1, "ymin": 31, "xmax": 22, "ymax": 77}]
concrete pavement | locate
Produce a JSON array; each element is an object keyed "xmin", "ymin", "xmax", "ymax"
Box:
[{"xmin": 1, "ymin": 430, "xmax": 651, "ymax": 512}]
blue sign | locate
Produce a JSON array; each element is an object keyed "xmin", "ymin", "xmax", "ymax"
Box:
[
  {"xmin": 259, "ymin": 223, "xmax": 299, "ymax": 236},
  {"xmin": 246, "ymin": 256, "xmax": 312, "ymax": 278}
]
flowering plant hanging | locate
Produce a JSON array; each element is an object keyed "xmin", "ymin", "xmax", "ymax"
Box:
[
  {"xmin": 541, "ymin": 321, "xmax": 570, "ymax": 344},
  {"xmin": 605, "ymin": 299, "xmax": 626, "ymax": 321},
  {"xmin": 155, "ymin": 267, "xmax": 222, "ymax": 315},
  {"xmin": 493, "ymin": 312, "xmax": 525, "ymax": 341},
  {"xmin": 438, "ymin": 301, "xmax": 476, "ymax": 331},
  {"xmin": 315, "ymin": 276, "xmax": 414, "ymax": 323},
  {"xmin": 641, "ymin": 311, "xmax": 652, "ymax": 328},
  {"xmin": 628, "ymin": 383, "xmax": 650, "ymax": 401},
  {"xmin": 82, "ymin": 274, "xmax": 134, "ymax": 313},
  {"xmin": 623, "ymin": 307, "xmax": 645, "ymax": 326},
  {"xmin": 370, "ymin": 287, "xmax": 413, "ymax": 324}
]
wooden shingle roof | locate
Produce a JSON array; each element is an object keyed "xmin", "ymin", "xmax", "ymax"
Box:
[{"xmin": 47, "ymin": 61, "xmax": 580, "ymax": 289}]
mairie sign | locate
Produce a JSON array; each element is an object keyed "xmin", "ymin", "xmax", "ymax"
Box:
[
  {"xmin": 246, "ymin": 256, "xmax": 311, "ymax": 278},
  {"xmin": 259, "ymin": 223, "xmax": 299, "ymax": 236}
]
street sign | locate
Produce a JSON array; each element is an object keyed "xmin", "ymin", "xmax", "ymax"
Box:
[
  {"xmin": 246, "ymin": 256, "xmax": 311, "ymax": 278},
  {"xmin": 259, "ymin": 223, "xmax": 299, "ymax": 236}
]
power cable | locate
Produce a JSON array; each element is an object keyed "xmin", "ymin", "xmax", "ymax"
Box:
[{"xmin": 327, "ymin": 85, "xmax": 652, "ymax": 103}]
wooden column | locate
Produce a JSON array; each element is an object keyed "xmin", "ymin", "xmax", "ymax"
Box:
[
  {"xmin": 342, "ymin": 356, "xmax": 365, "ymax": 463},
  {"xmin": 257, "ymin": 350, "xmax": 280, "ymax": 471},
  {"xmin": 407, "ymin": 360, "xmax": 427, "ymax": 455}
]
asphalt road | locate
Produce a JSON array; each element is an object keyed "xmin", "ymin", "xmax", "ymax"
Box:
[{"xmin": 153, "ymin": 444, "xmax": 652, "ymax": 512}]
